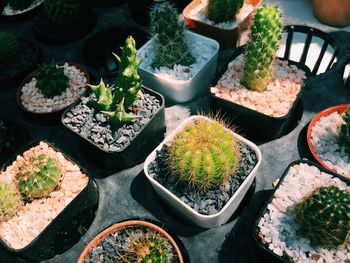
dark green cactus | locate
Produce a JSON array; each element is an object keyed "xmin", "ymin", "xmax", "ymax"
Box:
[
  {"xmin": 338, "ymin": 108, "xmax": 350, "ymax": 154},
  {"xmin": 296, "ymin": 186, "xmax": 350, "ymax": 249},
  {"xmin": 168, "ymin": 118, "xmax": 240, "ymax": 192},
  {"xmin": 207, "ymin": 0, "xmax": 244, "ymax": 24},
  {"xmin": 0, "ymin": 120, "xmax": 15, "ymax": 156},
  {"xmin": 0, "ymin": 182, "xmax": 23, "ymax": 221},
  {"xmin": 0, "ymin": 32, "xmax": 20, "ymax": 65},
  {"xmin": 15, "ymin": 153, "xmax": 62, "ymax": 199},
  {"xmin": 4, "ymin": 0, "xmax": 34, "ymax": 10},
  {"xmin": 33, "ymin": 62, "xmax": 69, "ymax": 99},
  {"xmin": 150, "ymin": 0, "xmax": 195, "ymax": 69},
  {"xmin": 44, "ymin": 0, "xmax": 81, "ymax": 27},
  {"xmin": 243, "ymin": 5, "xmax": 282, "ymax": 91}
]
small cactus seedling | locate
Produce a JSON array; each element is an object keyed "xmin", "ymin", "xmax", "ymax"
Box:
[
  {"xmin": 0, "ymin": 32, "xmax": 20, "ymax": 65},
  {"xmin": 168, "ymin": 118, "xmax": 240, "ymax": 192},
  {"xmin": 0, "ymin": 182, "xmax": 23, "ymax": 221},
  {"xmin": 296, "ymin": 186, "xmax": 350, "ymax": 249},
  {"xmin": 338, "ymin": 108, "xmax": 350, "ymax": 154},
  {"xmin": 4, "ymin": 0, "xmax": 34, "ymax": 10},
  {"xmin": 44, "ymin": 0, "xmax": 81, "ymax": 27},
  {"xmin": 33, "ymin": 63, "xmax": 69, "ymax": 99},
  {"xmin": 206, "ymin": 0, "xmax": 244, "ymax": 24},
  {"xmin": 0, "ymin": 120, "xmax": 15, "ymax": 156},
  {"xmin": 150, "ymin": 0, "xmax": 194, "ymax": 69},
  {"xmin": 15, "ymin": 153, "xmax": 62, "ymax": 199},
  {"xmin": 243, "ymin": 5, "xmax": 282, "ymax": 91}
]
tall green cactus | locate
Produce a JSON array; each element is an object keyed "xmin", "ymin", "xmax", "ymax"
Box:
[
  {"xmin": 207, "ymin": 0, "xmax": 244, "ymax": 24},
  {"xmin": 338, "ymin": 108, "xmax": 350, "ymax": 154},
  {"xmin": 0, "ymin": 182, "xmax": 23, "ymax": 221},
  {"xmin": 243, "ymin": 5, "xmax": 282, "ymax": 92},
  {"xmin": 0, "ymin": 32, "xmax": 20, "ymax": 65},
  {"xmin": 4, "ymin": 0, "xmax": 34, "ymax": 10},
  {"xmin": 44, "ymin": 0, "xmax": 81, "ymax": 27}
]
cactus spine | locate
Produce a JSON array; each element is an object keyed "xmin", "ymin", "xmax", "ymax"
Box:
[
  {"xmin": 338, "ymin": 108, "xmax": 350, "ymax": 154},
  {"xmin": 4, "ymin": 0, "xmax": 34, "ymax": 10},
  {"xmin": 296, "ymin": 186, "xmax": 350, "ymax": 249},
  {"xmin": 44, "ymin": 0, "xmax": 81, "ymax": 27},
  {"xmin": 0, "ymin": 182, "xmax": 23, "ymax": 221},
  {"xmin": 243, "ymin": 5, "xmax": 282, "ymax": 92},
  {"xmin": 207, "ymin": 0, "xmax": 244, "ymax": 24},
  {"xmin": 150, "ymin": 0, "xmax": 194, "ymax": 69},
  {"xmin": 0, "ymin": 32, "xmax": 20, "ymax": 65}
]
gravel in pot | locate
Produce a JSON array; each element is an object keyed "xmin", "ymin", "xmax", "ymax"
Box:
[{"xmin": 0, "ymin": 0, "xmax": 44, "ymax": 22}]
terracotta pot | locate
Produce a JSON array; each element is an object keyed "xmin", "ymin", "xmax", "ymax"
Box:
[
  {"xmin": 312, "ymin": 0, "xmax": 350, "ymax": 27},
  {"xmin": 307, "ymin": 104, "xmax": 350, "ymax": 173},
  {"xmin": 77, "ymin": 220, "xmax": 184, "ymax": 263}
]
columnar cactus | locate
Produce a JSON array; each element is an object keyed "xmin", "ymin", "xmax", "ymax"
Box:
[
  {"xmin": 338, "ymin": 108, "xmax": 350, "ymax": 154},
  {"xmin": 168, "ymin": 118, "xmax": 240, "ymax": 192},
  {"xmin": 207, "ymin": 0, "xmax": 244, "ymax": 24},
  {"xmin": 15, "ymin": 154, "xmax": 62, "ymax": 199},
  {"xmin": 296, "ymin": 186, "xmax": 350, "ymax": 249},
  {"xmin": 44, "ymin": 0, "xmax": 81, "ymax": 27},
  {"xmin": 4, "ymin": 0, "xmax": 34, "ymax": 10},
  {"xmin": 150, "ymin": 0, "xmax": 194, "ymax": 69},
  {"xmin": 243, "ymin": 5, "xmax": 282, "ymax": 92},
  {"xmin": 0, "ymin": 182, "xmax": 23, "ymax": 221},
  {"xmin": 0, "ymin": 32, "xmax": 20, "ymax": 65}
]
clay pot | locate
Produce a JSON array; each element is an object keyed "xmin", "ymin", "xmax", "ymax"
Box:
[{"xmin": 312, "ymin": 0, "xmax": 350, "ymax": 27}]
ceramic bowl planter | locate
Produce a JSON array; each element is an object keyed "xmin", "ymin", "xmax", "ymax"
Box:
[
  {"xmin": 0, "ymin": 0, "xmax": 44, "ymax": 22},
  {"xmin": 312, "ymin": 0, "xmax": 350, "ymax": 27},
  {"xmin": 254, "ymin": 160, "xmax": 350, "ymax": 262},
  {"xmin": 78, "ymin": 220, "xmax": 184, "ymax": 263},
  {"xmin": 307, "ymin": 104, "xmax": 350, "ymax": 179},
  {"xmin": 144, "ymin": 115, "xmax": 262, "ymax": 228},
  {"xmin": 0, "ymin": 141, "xmax": 99, "ymax": 262}
]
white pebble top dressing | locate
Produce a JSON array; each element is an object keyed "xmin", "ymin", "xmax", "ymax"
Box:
[{"xmin": 2, "ymin": 0, "xmax": 44, "ymax": 15}]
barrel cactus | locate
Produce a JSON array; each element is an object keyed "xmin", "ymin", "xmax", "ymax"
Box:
[
  {"xmin": 168, "ymin": 118, "xmax": 240, "ymax": 192},
  {"xmin": 0, "ymin": 182, "xmax": 23, "ymax": 221},
  {"xmin": 243, "ymin": 5, "xmax": 282, "ymax": 92},
  {"xmin": 4, "ymin": 0, "xmax": 34, "ymax": 10},
  {"xmin": 296, "ymin": 186, "xmax": 350, "ymax": 249},
  {"xmin": 0, "ymin": 32, "xmax": 20, "ymax": 65},
  {"xmin": 338, "ymin": 108, "xmax": 350, "ymax": 154},
  {"xmin": 206, "ymin": 0, "xmax": 244, "ymax": 24},
  {"xmin": 44, "ymin": 0, "xmax": 81, "ymax": 27}
]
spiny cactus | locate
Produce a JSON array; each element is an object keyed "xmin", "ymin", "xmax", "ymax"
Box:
[
  {"xmin": 150, "ymin": 0, "xmax": 194, "ymax": 69},
  {"xmin": 0, "ymin": 32, "xmax": 20, "ymax": 65},
  {"xmin": 207, "ymin": 0, "xmax": 244, "ymax": 24},
  {"xmin": 0, "ymin": 182, "xmax": 23, "ymax": 221},
  {"xmin": 15, "ymin": 153, "xmax": 62, "ymax": 199},
  {"xmin": 44, "ymin": 0, "xmax": 81, "ymax": 27},
  {"xmin": 0, "ymin": 120, "xmax": 15, "ymax": 156},
  {"xmin": 4, "ymin": 0, "xmax": 34, "ymax": 10},
  {"xmin": 338, "ymin": 108, "xmax": 350, "ymax": 154},
  {"xmin": 168, "ymin": 118, "xmax": 240, "ymax": 192},
  {"xmin": 296, "ymin": 186, "xmax": 350, "ymax": 249},
  {"xmin": 33, "ymin": 63, "xmax": 69, "ymax": 99},
  {"xmin": 243, "ymin": 5, "xmax": 282, "ymax": 92}
]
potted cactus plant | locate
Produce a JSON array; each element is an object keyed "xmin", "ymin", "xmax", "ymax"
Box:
[
  {"xmin": 62, "ymin": 36, "xmax": 165, "ymax": 171},
  {"xmin": 137, "ymin": 0, "xmax": 219, "ymax": 104},
  {"xmin": 1, "ymin": 0, "xmax": 44, "ymax": 22},
  {"xmin": 144, "ymin": 115, "xmax": 262, "ymax": 228}
]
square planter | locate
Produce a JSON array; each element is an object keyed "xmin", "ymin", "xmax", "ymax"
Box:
[
  {"xmin": 144, "ymin": 115, "xmax": 262, "ymax": 228},
  {"xmin": 137, "ymin": 31, "xmax": 219, "ymax": 104}
]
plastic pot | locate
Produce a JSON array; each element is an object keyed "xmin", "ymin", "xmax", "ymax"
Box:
[{"xmin": 0, "ymin": 0, "xmax": 43, "ymax": 23}]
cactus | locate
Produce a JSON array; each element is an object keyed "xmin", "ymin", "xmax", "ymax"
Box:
[
  {"xmin": 150, "ymin": 0, "xmax": 195, "ymax": 69},
  {"xmin": 44, "ymin": 0, "xmax": 81, "ymax": 27},
  {"xmin": 295, "ymin": 186, "xmax": 350, "ymax": 249},
  {"xmin": 0, "ymin": 120, "xmax": 15, "ymax": 156},
  {"xmin": 0, "ymin": 182, "xmax": 23, "ymax": 221},
  {"xmin": 0, "ymin": 32, "xmax": 20, "ymax": 65},
  {"xmin": 338, "ymin": 108, "xmax": 350, "ymax": 154},
  {"xmin": 33, "ymin": 62, "xmax": 69, "ymax": 99},
  {"xmin": 206, "ymin": 0, "xmax": 244, "ymax": 24},
  {"xmin": 4, "ymin": 0, "xmax": 34, "ymax": 10},
  {"xmin": 243, "ymin": 5, "xmax": 282, "ymax": 92},
  {"xmin": 15, "ymin": 153, "xmax": 62, "ymax": 199},
  {"xmin": 168, "ymin": 118, "xmax": 240, "ymax": 192}
]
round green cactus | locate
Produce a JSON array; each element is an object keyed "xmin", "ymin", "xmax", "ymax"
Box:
[
  {"xmin": 4, "ymin": 0, "xmax": 34, "ymax": 10},
  {"xmin": 0, "ymin": 32, "xmax": 20, "ymax": 65},
  {"xmin": 296, "ymin": 186, "xmax": 350, "ymax": 249},
  {"xmin": 15, "ymin": 154, "xmax": 62, "ymax": 199},
  {"xmin": 0, "ymin": 182, "xmax": 23, "ymax": 221},
  {"xmin": 338, "ymin": 108, "xmax": 350, "ymax": 154},
  {"xmin": 243, "ymin": 5, "xmax": 282, "ymax": 92},
  {"xmin": 207, "ymin": 0, "xmax": 244, "ymax": 24},
  {"xmin": 44, "ymin": 0, "xmax": 81, "ymax": 27},
  {"xmin": 168, "ymin": 118, "xmax": 240, "ymax": 192}
]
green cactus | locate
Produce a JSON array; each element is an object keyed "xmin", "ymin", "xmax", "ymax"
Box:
[
  {"xmin": 338, "ymin": 108, "xmax": 350, "ymax": 154},
  {"xmin": 0, "ymin": 120, "xmax": 15, "ymax": 156},
  {"xmin": 33, "ymin": 62, "xmax": 69, "ymax": 99},
  {"xmin": 243, "ymin": 5, "xmax": 282, "ymax": 92},
  {"xmin": 15, "ymin": 153, "xmax": 62, "ymax": 199},
  {"xmin": 207, "ymin": 0, "xmax": 244, "ymax": 24},
  {"xmin": 295, "ymin": 186, "xmax": 350, "ymax": 249},
  {"xmin": 168, "ymin": 118, "xmax": 240, "ymax": 192},
  {"xmin": 0, "ymin": 182, "xmax": 23, "ymax": 221},
  {"xmin": 44, "ymin": 0, "xmax": 81, "ymax": 27},
  {"xmin": 4, "ymin": 0, "xmax": 34, "ymax": 10},
  {"xmin": 0, "ymin": 32, "xmax": 20, "ymax": 65},
  {"xmin": 150, "ymin": 0, "xmax": 195, "ymax": 69}
]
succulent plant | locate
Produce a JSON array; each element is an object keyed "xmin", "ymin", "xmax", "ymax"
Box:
[
  {"xmin": 150, "ymin": 0, "xmax": 194, "ymax": 69},
  {"xmin": 338, "ymin": 108, "xmax": 350, "ymax": 154},
  {"xmin": 0, "ymin": 120, "xmax": 15, "ymax": 156},
  {"xmin": 0, "ymin": 182, "xmax": 23, "ymax": 221},
  {"xmin": 296, "ymin": 186, "xmax": 350, "ymax": 249},
  {"xmin": 4, "ymin": 0, "xmax": 34, "ymax": 10},
  {"xmin": 0, "ymin": 32, "xmax": 20, "ymax": 65},
  {"xmin": 243, "ymin": 5, "xmax": 282, "ymax": 92},
  {"xmin": 167, "ymin": 118, "xmax": 240, "ymax": 192},
  {"xmin": 33, "ymin": 62, "xmax": 69, "ymax": 99},
  {"xmin": 15, "ymin": 153, "xmax": 62, "ymax": 199},
  {"xmin": 44, "ymin": 0, "xmax": 81, "ymax": 27},
  {"xmin": 206, "ymin": 0, "xmax": 244, "ymax": 24}
]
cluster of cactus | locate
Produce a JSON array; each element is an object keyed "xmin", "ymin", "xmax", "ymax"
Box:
[
  {"xmin": 0, "ymin": 182, "xmax": 23, "ymax": 221},
  {"xmin": 168, "ymin": 118, "xmax": 240, "ymax": 192},
  {"xmin": 15, "ymin": 153, "xmax": 62, "ymax": 199},
  {"xmin": 0, "ymin": 120, "xmax": 15, "ymax": 155},
  {"xmin": 90, "ymin": 36, "xmax": 142, "ymax": 126},
  {"xmin": 243, "ymin": 5, "xmax": 282, "ymax": 92},
  {"xmin": 206, "ymin": 0, "xmax": 244, "ymax": 24},
  {"xmin": 44, "ymin": 0, "xmax": 81, "ymax": 27},
  {"xmin": 0, "ymin": 32, "xmax": 20, "ymax": 65},
  {"xmin": 33, "ymin": 62, "xmax": 69, "ymax": 98},
  {"xmin": 338, "ymin": 108, "xmax": 350, "ymax": 154},
  {"xmin": 150, "ymin": 0, "xmax": 194, "ymax": 69},
  {"xmin": 4, "ymin": 0, "xmax": 34, "ymax": 10},
  {"xmin": 295, "ymin": 186, "xmax": 350, "ymax": 249}
]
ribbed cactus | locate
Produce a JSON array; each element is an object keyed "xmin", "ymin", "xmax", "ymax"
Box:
[
  {"xmin": 33, "ymin": 63, "xmax": 69, "ymax": 98},
  {"xmin": 150, "ymin": 0, "xmax": 194, "ymax": 69},
  {"xmin": 243, "ymin": 5, "xmax": 282, "ymax": 92},
  {"xmin": 207, "ymin": 0, "xmax": 244, "ymax": 24},
  {"xmin": 0, "ymin": 32, "xmax": 20, "ymax": 65},
  {"xmin": 296, "ymin": 186, "xmax": 350, "ymax": 249},
  {"xmin": 4, "ymin": 0, "xmax": 34, "ymax": 10},
  {"xmin": 0, "ymin": 182, "xmax": 23, "ymax": 221},
  {"xmin": 168, "ymin": 118, "xmax": 240, "ymax": 192},
  {"xmin": 15, "ymin": 154, "xmax": 62, "ymax": 199},
  {"xmin": 338, "ymin": 108, "xmax": 350, "ymax": 154},
  {"xmin": 44, "ymin": 0, "xmax": 81, "ymax": 27}
]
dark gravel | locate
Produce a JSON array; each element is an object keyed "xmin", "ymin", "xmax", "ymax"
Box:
[{"xmin": 148, "ymin": 143, "xmax": 257, "ymax": 215}]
